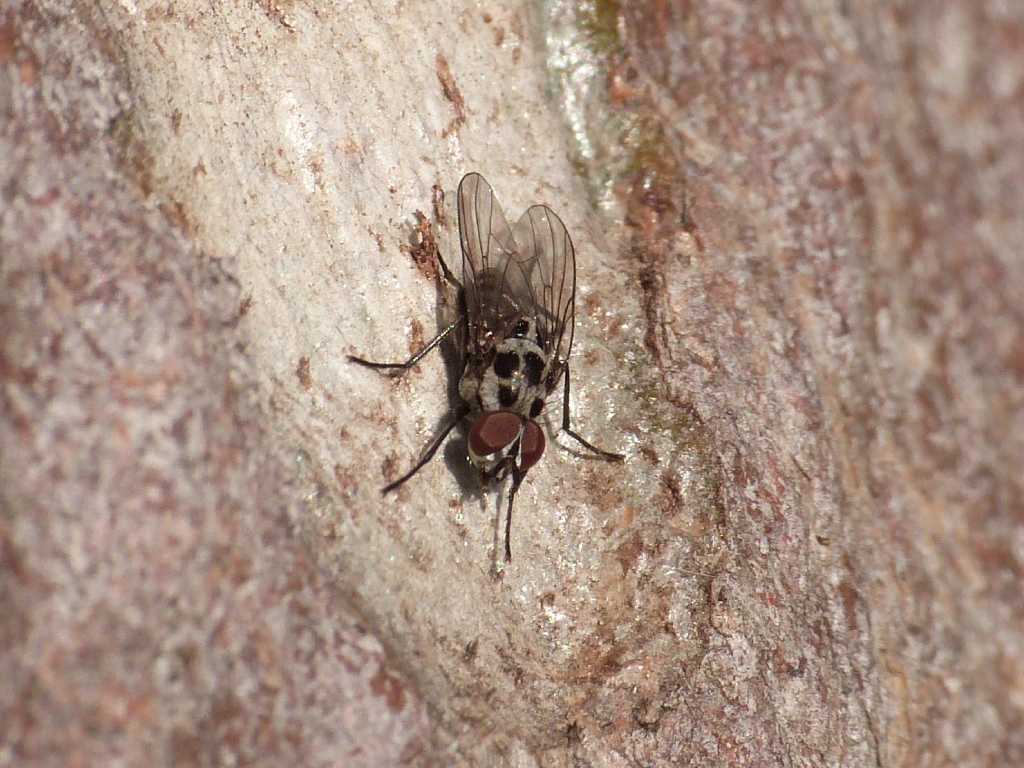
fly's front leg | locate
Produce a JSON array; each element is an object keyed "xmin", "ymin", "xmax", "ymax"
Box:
[
  {"xmin": 503, "ymin": 464, "xmax": 525, "ymax": 562},
  {"xmin": 348, "ymin": 319, "xmax": 462, "ymax": 373},
  {"xmin": 381, "ymin": 404, "xmax": 469, "ymax": 494},
  {"xmin": 560, "ymin": 365, "xmax": 624, "ymax": 461}
]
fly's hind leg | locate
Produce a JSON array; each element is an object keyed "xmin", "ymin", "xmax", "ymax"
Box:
[
  {"xmin": 349, "ymin": 248, "xmax": 464, "ymax": 373},
  {"xmin": 435, "ymin": 251, "xmax": 462, "ymax": 292},
  {"xmin": 348, "ymin": 319, "xmax": 462, "ymax": 372},
  {"xmin": 560, "ymin": 365, "xmax": 624, "ymax": 461}
]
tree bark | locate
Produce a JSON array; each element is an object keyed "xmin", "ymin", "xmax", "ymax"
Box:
[{"xmin": 2, "ymin": 1, "xmax": 1021, "ymax": 765}]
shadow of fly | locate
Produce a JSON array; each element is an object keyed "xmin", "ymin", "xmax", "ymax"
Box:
[{"xmin": 350, "ymin": 173, "xmax": 623, "ymax": 561}]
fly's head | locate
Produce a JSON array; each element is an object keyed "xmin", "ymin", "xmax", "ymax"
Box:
[{"xmin": 468, "ymin": 410, "xmax": 545, "ymax": 486}]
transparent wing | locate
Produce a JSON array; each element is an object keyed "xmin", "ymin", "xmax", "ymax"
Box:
[
  {"xmin": 457, "ymin": 172, "xmax": 515, "ymax": 279},
  {"xmin": 512, "ymin": 204, "xmax": 577, "ymax": 377},
  {"xmin": 457, "ymin": 173, "xmax": 534, "ymax": 354}
]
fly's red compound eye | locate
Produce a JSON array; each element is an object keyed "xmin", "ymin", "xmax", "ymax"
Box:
[
  {"xmin": 469, "ymin": 411, "xmax": 522, "ymax": 458},
  {"xmin": 520, "ymin": 421, "xmax": 545, "ymax": 472}
]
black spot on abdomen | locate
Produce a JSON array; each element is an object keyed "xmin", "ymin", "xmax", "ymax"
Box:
[
  {"xmin": 493, "ymin": 351, "xmax": 519, "ymax": 378},
  {"xmin": 530, "ymin": 398, "xmax": 545, "ymax": 418},
  {"xmin": 499, "ymin": 385, "xmax": 518, "ymax": 408},
  {"xmin": 524, "ymin": 352, "xmax": 545, "ymax": 387}
]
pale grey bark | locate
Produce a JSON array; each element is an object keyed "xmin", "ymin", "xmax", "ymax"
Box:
[{"xmin": 2, "ymin": 1, "xmax": 1021, "ymax": 766}]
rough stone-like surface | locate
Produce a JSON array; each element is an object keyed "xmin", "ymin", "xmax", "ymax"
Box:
[
  {"xmin": 1, "ymin": 3, "xmax": 429, "ymax": 766},
  {"xmin": 542, "ymin": 2, "xmax": 1024, "ymax": 765},
  {"xmin": 2, "ymin": 0, "xmax": 1022, "ymax": 766}
]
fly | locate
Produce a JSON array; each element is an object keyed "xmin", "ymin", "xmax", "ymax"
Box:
[{"xmin": 349, "ymin": 173, "xmax": 623, "ymax": 561}]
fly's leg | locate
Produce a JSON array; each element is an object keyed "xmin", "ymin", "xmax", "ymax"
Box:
[
  {"xmin": 348, "ymin": 319, "xmax": 461, "ymax": 372},
  {"xmin": 350, "ymin": 255, "xmax": 466, "ymax": 488},
  {"xmin": 560, "ymin": 365, "xmax": 624, "ymax": 461},
  {"xmin": 485, "ymin": 442, "xmax": 526, "ymax": 562},
  {"xmin": 435, "ymin": 251, "xmax": 462, "ymax": 292},
  {"xmin": 382, "ymin": 404, "xmax": 469, "ymax": 494},
  {"xmin": 504, "ymin": 464, "xmax": 525, "ymax": 562},
  {"xmin": 349, "ymin": 243, "xmax": 464, "ymax": 372}
]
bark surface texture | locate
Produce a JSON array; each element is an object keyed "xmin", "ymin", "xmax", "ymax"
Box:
[{"xmin": 2, "ymin": 1, "xmax": 1021, "ymax": 766}]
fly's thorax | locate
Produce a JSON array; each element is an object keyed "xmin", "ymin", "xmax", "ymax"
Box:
[{"xmin": 460, "ymin": 316, "xmax": 551, "ymax": 419}]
